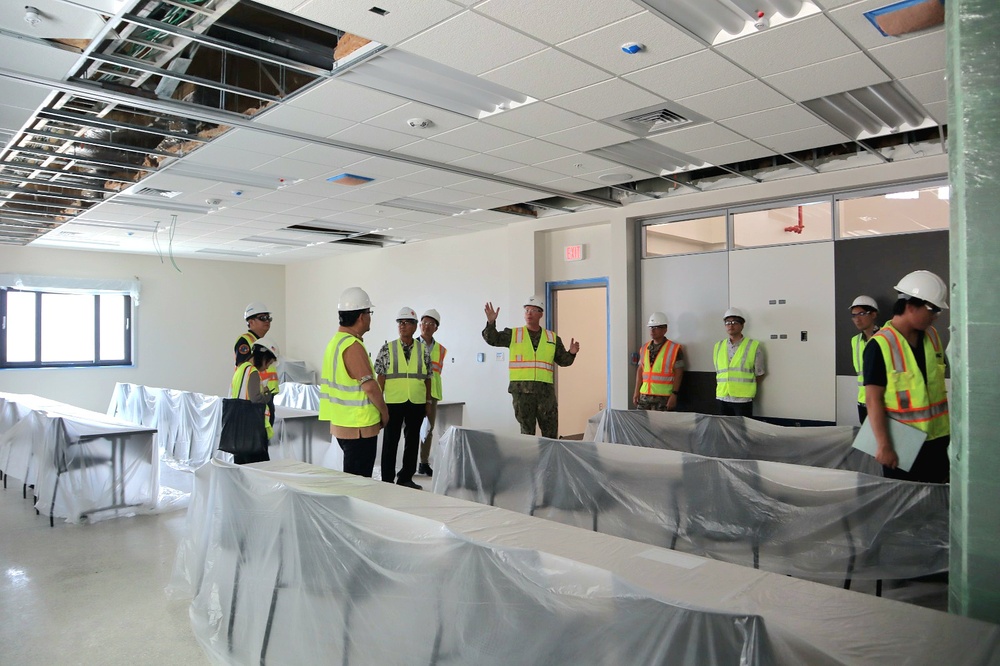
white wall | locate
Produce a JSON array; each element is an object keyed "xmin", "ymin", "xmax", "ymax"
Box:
[{"xmin": 0, "ymin": 246, "xmax": 284, "ymax": 412}]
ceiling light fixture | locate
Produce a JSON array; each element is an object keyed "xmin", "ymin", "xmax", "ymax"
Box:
[
  {"xmin": 339, "ymin": 50, "xmax": 536, "ymax": 119},
  {"xmin": 378, "ymin": 197, "xmax": 479, "ymax": 217},
  {"xmin": 167, "ymin": 164, "xmax": 299, "ymax": 190},
  {"xmin": 588, "ymin": 139, "xmax": 702, "ymax": 175},
  {"xmin": 636, "ymin": 0, "xmax": 817, "ymax": 44},
  {"xmin": 111, "ymin": 196, "xmax": 219, "ymax": 215},
  {"xmin": 802, "ymin": 82, "xmax": 931, "ymax": 140}
]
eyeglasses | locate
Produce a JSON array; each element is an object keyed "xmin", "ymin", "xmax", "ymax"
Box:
[
  {"xmin": 925, "ymin": 304, "xmax": 942, "ymax": 315},
  {"xmin": 650, "ymin": 325, "xmax": 667, "ymax": 330},
  {"xmin": 850, "ymin": 311, "xmax": 873, "ymax": 319},
  {"xmin": 724, "ymin": 319, "xmax": 742, "ymax": 326},
  {"xmin": 252, "ymin": 314, "xmax": 272, "ymax": 322}
]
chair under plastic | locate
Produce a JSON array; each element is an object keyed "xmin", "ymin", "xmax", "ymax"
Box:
[
  {"xmin": 444, "ymin": 429, "xmax": 508, "ymax": 506},
  {"xmin": 529, "ymin": 439, "xmax": 611, "ymax": 532}
]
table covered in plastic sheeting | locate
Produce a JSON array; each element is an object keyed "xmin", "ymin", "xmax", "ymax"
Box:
[
  {"xmin": 585, "ymin": 408, "xmax": 880, "ymax": 474},
  {"xmin": 276, "ymin": 359, "xmax": 315, "ymax": 384},
  {"xmin": 433, "ymin": 427, "xmax": 949, "ymax": 583},
  {"xmin": 273, "ymin": 381, "xmax": 319, "ymax": 411},
  {"xmin": 170, "ymin": 459, "xmax": 1000, "ymax": 666},
  {"xmin": 0, "ymin": 392, "xmax": 157, "ymax": 524}
]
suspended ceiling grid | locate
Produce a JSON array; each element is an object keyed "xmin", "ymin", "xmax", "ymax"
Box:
[{"xmin": 0, "ymin": 0, "xmax": 948, "ymax": 263}]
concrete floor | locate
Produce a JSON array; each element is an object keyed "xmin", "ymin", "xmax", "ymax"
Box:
[{"xmin": 0, "ymin": 491, "xmax": 207, "ymax": 665}]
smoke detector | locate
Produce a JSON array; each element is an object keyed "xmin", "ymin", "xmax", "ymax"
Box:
[{"xmin": 407, "ymin": 118, "xmax": 433, "ymax": 129}]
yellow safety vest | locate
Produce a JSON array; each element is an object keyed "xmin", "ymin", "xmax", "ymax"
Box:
[
  {"xmin": 872, "ymin": 323, "xmax": 949, "ymax": 439},
  {"xmin": 259, "ymin": 361, "xmax": 279, "ymax": 394},
  {"xmin": 851, "ymin": 330, "xmax": 878, "ymax": 404},
  {"xmin": 383, "ymin": 339, "xmax": 428, "ymax": 404},
  {"xmin": 426, "ymin": 340, "xmax": 446, "ymax": 401},
  {"xmin": 230, "ymin": 361, "xmax": 273, "ymax": 439},
  {"xmin": 509, "ymin": 327, "xmax": 556, "ymax": 383},
  {"xmin": 319, "ymin": 332, "xmax": 380, "ymax": 428},
  {"xmin": 640, "ymin": 339, "xmax": 680, "ymax": 396},
  {"xmin": 714, "ymin": 338, "xmax": 760, "ymax": 399},
  {"xmin": 234, "ymin": 331, "xmax": 257, "ymax": 366}
]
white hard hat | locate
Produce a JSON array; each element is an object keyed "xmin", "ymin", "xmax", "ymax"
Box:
[
  {"xmin": 647, "ymin": 311, "xmax": 668, "ymax": 327},
  {"xmin": 723, "ymin": 307, "xmax": 746, "ymax": 322},
  {"xmin": 850, "ymin": 295, "xmax": 878, "ymax": 311},
  {"xmin": 337, "ymin": 287, "xmax": 373, "ymax": 311},
  {"xmin": 421, "ymin": 308, "xmax": 441, "ymax": 325},
  {"xmin": 396, "ymin": 306, "xmax": 417, "ymax": 321},
  {"xmin": 244, "ymin": 302, "xmax": 269, "ymax": 320},
  {"xmin": 894, "ymin": 270, "xmax": 949, "ymax": 310},
  {"xmin": 524, "ymin": 295, "xmax": 545, "ymax": 311},
  {"xmin": 252, "ymin": 336, "xmax": 279, "ymax": 356}
]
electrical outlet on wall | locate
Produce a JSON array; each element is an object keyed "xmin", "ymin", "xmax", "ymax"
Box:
[{"xmin": 496, "ymin": 351, "xmax": 504, "ymax": 361}]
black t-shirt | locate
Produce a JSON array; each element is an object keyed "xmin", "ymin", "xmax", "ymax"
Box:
[{"xmin": 862, "ymin": 329, "xmax": 928, "ymax": 387}]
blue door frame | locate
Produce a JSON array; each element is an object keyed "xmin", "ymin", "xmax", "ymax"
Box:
[{"xmin": 545, "ymin": 278, "xmax": 611, "ymax": 411}]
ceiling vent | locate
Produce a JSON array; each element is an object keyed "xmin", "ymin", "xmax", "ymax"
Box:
[
  {"xmin": 134, "ymin": 187, "xmax": 182, "ymax": 198},
  {"xmin": 604, "ymin": 102, "xmax": 708, "ymax": 137}
]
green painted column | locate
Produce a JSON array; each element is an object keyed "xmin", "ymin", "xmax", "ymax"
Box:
[{"xmin": 947, "ymin": 0, "xmax": 1000, "ymax": 622}]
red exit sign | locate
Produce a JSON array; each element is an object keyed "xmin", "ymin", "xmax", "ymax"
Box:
[{"xmin": 564, "ymin": 244, "xmax": 584, "ymax": 262}]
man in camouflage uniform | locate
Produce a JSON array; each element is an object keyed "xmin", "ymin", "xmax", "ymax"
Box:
[{"xmin": 483, "ymin": 296, "xmax": 579, "ymax": 438}]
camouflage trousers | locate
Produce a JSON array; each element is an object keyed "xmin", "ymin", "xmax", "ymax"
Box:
[
  {"xmin": 511, "ymin": 385, "xmax": 559, "ymax": 439},
  {"xmin": 637, "ymin": 394, "xmax": 670, "ymax": 411}
]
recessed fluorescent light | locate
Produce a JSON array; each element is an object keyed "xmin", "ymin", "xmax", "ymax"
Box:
[
  {"xmin": 937, "ymin": 186, "xmax": 949, "ymax": 200},
  {"xmin": 112, "ymin": 196, "xmax": 219, "ymax": 214},
  {"xmin": 195, "ymin": 248, "xmax": 263, "ymax": 257},
  {"xmin": 242, "ymin": 235, "xmax": 325, "ymax": 248},
  {"xmin": 168, "ymin": 164, "xmax": 299, "ymax": 189},
  {"xmin": 327, "ymin": 173, "xmax": 375, "ymax": 186},
  {"xmin": 378, "ymin": 198, "xmax": 477, "ymax": 216},
  {"xmin": 69, "ymin": 220, "xmax": 160, "ymax": 232},
  {"xmin": 588, "ymin": 139, "xmax": 702, "ymax": 175},
  {"xmin": 885, "ymin": 191, "xmax": 920, "ymax": 199},
  {"xmin": 339, "ymin": 49, "xmax": 536, "ymax": 119}
]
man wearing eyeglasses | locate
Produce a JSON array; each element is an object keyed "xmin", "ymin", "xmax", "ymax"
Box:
[
  {"xmin": 848, "ymin": 296, "xmax": 880, "ymax": 423},
  {"xmin": 236, "ymin": 302, "xmax": 272, "ymax": 366},
  {"xmin": 863, "ymin": 270, "xmax": 950, "ymax": 483},
  {"xmin": 633, "ymin": 311, "xmax": 684, "ymax": 411},
  {"xmin": 714, "ymin": 307, "xmax": 765, "ymax": 417}
]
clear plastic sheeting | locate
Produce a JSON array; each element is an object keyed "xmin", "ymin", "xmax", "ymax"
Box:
[
  {"xmin": 170, "ymin": 460, "xmax": 1000, "ymax": 666},
  {"xmin": 0, "ymin": 392, "xmax": 156, "ymax": 524},
  {"xmin": 586, "ymin": 408, "xmax": 881, "ymax": 475},
  {"xmin": 172, "ymin": 460, "xmax": 772, "ymax": 665},
  {"xmin": 0, "ymin": 272, "xmax": 141, "ymax": 304},
  {"xmin": 434, "ymin": 428, "xmax": 949, "ymax": 582},
  {"xmin": 274, "ymin": 381, "xmax": 320, "ymax": 410}
]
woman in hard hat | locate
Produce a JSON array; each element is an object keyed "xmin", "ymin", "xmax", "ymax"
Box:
[
  {"xmin": 862, "ymin": 270, "xmax": 950, "ymax": 483},
  {"xmin": 229, "ymin": 337, "xmax": 278, "ymax": 463}
]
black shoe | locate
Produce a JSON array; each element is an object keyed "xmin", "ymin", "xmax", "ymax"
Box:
[
  {"xmin": 418, "ymin": 463, "xmax": 433, "ymax": 477},
  {"xmin": 397, "ymin": 479, "xmax": 423, "ymax": 490}
]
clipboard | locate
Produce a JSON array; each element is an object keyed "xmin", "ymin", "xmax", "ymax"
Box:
[{"xmin": 852, "ymin": 416, "xmax": 926, "ymax": 472}]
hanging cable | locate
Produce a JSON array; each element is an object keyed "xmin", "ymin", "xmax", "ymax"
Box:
[
  {"xmin": 152, "ymin": 219, "xmax": 164, "ymax": 263},
  {"xmin": 167, "ymin": 213, "xmax": 182, "ymax": 272}
]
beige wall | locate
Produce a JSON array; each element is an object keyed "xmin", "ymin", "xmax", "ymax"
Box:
[{"xmin": 0, "ymin": 245, "xmax": 285, "ymax": 412}]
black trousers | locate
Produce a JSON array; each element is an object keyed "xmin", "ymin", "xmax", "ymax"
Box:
[
  {"xmin": 718, "ymin": 400, "xmax": 753, "ymax": 417},
  {"xmin": 381, "ymin": 401, "xmax": 426, "ymax": 484},
  {"xmin": 883, "ymin": 436, "xmax": 950, "ymax": 484},
  {"xmin": 857, "ymin": 403, "xmax": 868, "ymax": 424},
  {"xmin": 233, "ymin": 449, "xmax": 270, "ymax": 465},
  {"xmin": 338, "ymin": 435, "xmax": 377, "ymax": 477}
]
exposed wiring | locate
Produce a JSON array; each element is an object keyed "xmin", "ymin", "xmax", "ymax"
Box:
[
  {"xmin": 152, "ymin": 220, "xmax": 164, "ymax": 262},
  {"xmin": 167, "ymin": 214, "xmax": 182, "ymax": 272}
]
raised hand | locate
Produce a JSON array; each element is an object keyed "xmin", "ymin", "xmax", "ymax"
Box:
[
  {"xmin": 484, "ymin": 301, "xmax": 500, "ymax": 323},
  {"xmin": 569, "ymin": 338, "xmax": 580, "ymax": 354}
]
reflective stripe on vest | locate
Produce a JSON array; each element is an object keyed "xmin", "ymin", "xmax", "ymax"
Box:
[
  {"xmin": 872, "ymin": 324, "xmax": 949, "ymax": 439},
  {"xmin": 427, "ymin": 340, "xmax": 446, "ymax": 401},
  {"xmin": 640, "ymin": 339, "xmax": 679, "ymax": 396},
  {"xmin": 259, "ymin": 362, "xmax": 279, "ymax": 393},
  {"xmin": 319, "ymin": 332, "xmax": 380, "ymax": 427},
  {"xmin": 714, "ymin": 338, "xmax": 759, "ymax": 399},
  {"xmin": 383, "ymin": 339, "xmax": 427, "ymax": 404},
  {"xmin": 231, "ymin": 361, "xmax": 272, "ymax": 438},
  {"xmin": 509, "ymin": 327, "xmax": 556, "ymax": 383},
  {"xmin": 852, "ymin": 333, "xmax": 866, "ymax": 404}
]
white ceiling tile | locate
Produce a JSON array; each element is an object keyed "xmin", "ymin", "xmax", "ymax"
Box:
[
  {"xmin": 332, "ymin": 123, "xmax": 420, "ymax": 150},
  {"xmin": 407, "ymin": 188, "xmax": 474, "ymax": 204},
  {"xmin": 448, "ymin": 153, "xmax": 528, "ymax": 173},
  {"xmin": 363, "ymin": 102, "xmax": 475, "ymax": 137},
  {"xmin": 678, "ymin": 80, "xmax": 792, "ymax": 120},
  {"xmin": 548, "ymin": 79, "xmax": 665, "ymax": 120},
  {"xmin": 764, "ymin": 52, "xmax": 889, "ymax": 102},
  {"xmin": 900, "ymin": 70, "xmax": 947, "ymax": 106},
  {"xmin": 648, "ymin": 123, "xmax": 745, "ymax": 153},
  {"xmin": 539, "ymin": 176, "xmax": 604, "ymax": 192},
  {"xmin": 255, "ymin": 157, "xmax": 348, "ymax": 182},
  {"xmin": 924, "ymin": 100, "xmax": 947, "ymax": 125},
  {"xmin": 490, "ymin": 186, "xmax": 551, "ymax": 201},
  {"xmin": 476, "ymin": 0, "xmax": 643, "ymax": 44},
  {"xmin": 719, "ymin": 105, "xmax": 824, "ymax": 138},
  {"xmin": 448, "ymin": 178, "xmax": 512, "ymax": 196},
  {"xmin": 495, "ymin": 165, "xmax": 566, "ymax": 184},
  {"xmin": 625, "ymin": 50, "xmax": 752, "ymax": 100},
  {"xmin": 686, "ymin": 141, "xmax": 776, "ymax": 165},
  {"xmin": 292, "ymin": 79, "xmax": 407, "ymax": 122},
  {"xmin": 0, "ymin": 35, "xmax": 80, "ymax": 81},
  {"xmin": 828, "ymin": 0, "xmax": 943, "ymax": 49},
  {"xmin": 481, "ymin": 102, "xmax": 591, "ymax": 134},
  {"xmin": 536, "ymin": 153, "xmax": 623, "ymax": 176},
  {"xmin": 0, "ymin": 80, "xmax": 48, "ymax": 110},
  {"xmin": 392, "ymin": 140, "xmax": 476, "ymax": 163},
  {"xmin": 715, "ymin": 15, "xmax": 858, "ymax": 78},
  {"xmin": 402, "ymin": 168, "xmax": 475, "ymax": 187},
  {"xmin": 487, "ymin": 139, "xmax": 576, "ymax": 164},
  {"xmin": 756, "ymin": 126, "xmax": 849, "ymax": 154},
  {"xmin": 814, "ymin": 0, "xmax": 866, "ymax": 8},
  {"xmin": 481, "ymin": 48, "xmax": 610, "ymax": 99},
  {"xmin": 181, "ymin": 146, "xmax": 277, "ymax": 170},
  {"xmin": 283, "ymin": 143, "xmax": 371, "ymax": 167},
  {"xmin": 868, "ymin": 30, "xmax": 946, "ymax": 79},
  {"xmin": 209, "ymin": 128, "xmax": 313, "ymax": 156},
  {"xmin": 290, "ymin": 0, "xmax": 462, "ymax": 45},
  {"xmin": 255, "ymin": 105, "xmax": 353, "ymax": 136},
  {"xmin": 398, "ymin": 12, "xmax": 546, "ymax": 76},
  {"xmin": 431, "ymin": 122, "xmax": 529, "ymax": 151},
  {"xmin": 559, "ymin": 11, "xmax": 702, "ymax": 75},
  {"xmin": 540, "ymin": 122, "xmax": 636, "ymax": 151}
]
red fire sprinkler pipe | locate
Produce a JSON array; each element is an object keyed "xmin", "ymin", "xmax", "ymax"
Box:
[{"xmin": 784, "ymin": 205, "xmax": 805, "ymax": 234}]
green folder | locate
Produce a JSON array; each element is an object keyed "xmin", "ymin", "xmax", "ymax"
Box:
[{"xmin": 852, "ymin": 416, "xmax": 927, "ymax": 472}]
